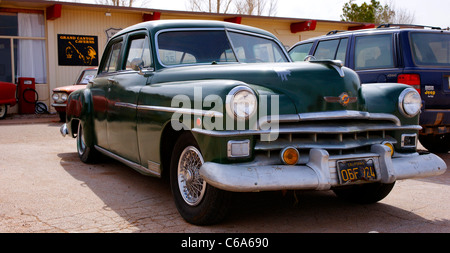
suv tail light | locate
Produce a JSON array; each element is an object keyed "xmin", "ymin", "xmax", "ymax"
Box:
[{"xmin": 398, "ymin": 74, "xmax": 421, "ymax": 93}]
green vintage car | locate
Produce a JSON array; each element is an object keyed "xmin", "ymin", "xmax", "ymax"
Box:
[{"xmin": 60, "ymin": 20, "xmax": 446, "ymax": 225}]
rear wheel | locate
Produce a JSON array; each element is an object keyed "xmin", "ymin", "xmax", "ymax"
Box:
[
  {"xmin": 0, "ymin": 104, "xmax": 7, "ymax": 119},
  {"xmin": 333, "ymin": 182, "xmax": 395, "ymax": 204},
  {"xmin": 76, "ymin": 121, "xmax": 98, "ymax": 163},
  {"xmin": 170, "ymin": 132, "xmax": 231, "ymax": 225}
]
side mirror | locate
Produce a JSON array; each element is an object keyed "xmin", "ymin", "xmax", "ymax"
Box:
[{"xmin": 130, "ymin": 58, "xmax": 144, "ymax": 72}]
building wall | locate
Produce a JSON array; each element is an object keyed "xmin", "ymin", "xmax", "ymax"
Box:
[{"xmin": 47, "ymin": 6, "xmax": 142, "ymax": 98}]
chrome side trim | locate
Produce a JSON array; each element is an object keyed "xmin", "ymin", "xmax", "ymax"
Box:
[
  {"xmin": 94, "ymin": 145, "xmax": 161, "ymax": 177},
  {"xmin": 138, "ymin": 105, "xmax": 224, "ymax": 118},
  {"xmin": 115, "ymin": 102, "xmax": 138, "ymax": 109}
]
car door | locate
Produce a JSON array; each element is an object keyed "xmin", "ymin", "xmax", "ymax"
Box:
[
  {"xmin": 91, "ymin": 37, "xmax": 124, "ymax": 150},
  {"xmin": 106, "ymin": 31, "xmax": 153, "ymax": 163}
]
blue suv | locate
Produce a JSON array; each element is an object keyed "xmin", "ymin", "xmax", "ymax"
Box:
[{"xmin": 289, "ymin": 25, "xmax": 450, "ymax": 153}]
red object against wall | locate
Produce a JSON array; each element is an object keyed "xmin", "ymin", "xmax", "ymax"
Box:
[
  {"xmin": 290, "ymin": 20, "xmax": 317, "ymax": 33},
  {"xmin": 0, "ymin": 82, "xmax": 17, "ymax": 106},
  {"xmin": 225, "ymin": 17, "xmax": 242, "ymax": 24},
  {"xmin": 46, "ymin": 4, "xmax": 62, "ymax": 20},
  {"xmin": 143, "ymin": 12, "xmax": 161, "ymax": 21},
  {"xmin": 17, "ymin": 77, "xmax": 36, "ymax": 114}
]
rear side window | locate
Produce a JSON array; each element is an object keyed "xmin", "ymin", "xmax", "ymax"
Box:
[
  {"xmin": 101, "ymin": 40, "xmax": 123, "ymax": 73},
  {"xmin": 354, "ymin": 34, "xmax": 394, "ymax": 70},
  {"xmin": 312, "ymin": 38, "xmax": 348, "ymax": 63},
  {"xmin": 315, "ymin": 39, "xmax": 340, "ymax": 60},
  {"xmin": 289, "ymin": 42, "xmax": 313, "ymax": 61},
  {"xmin": 410, "ymin": 32, "xmax": 450, "ymax": 66}
]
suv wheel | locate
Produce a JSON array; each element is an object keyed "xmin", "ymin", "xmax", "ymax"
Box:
[{"xmin": 419, "ymin": 134, "xmax": 450, "ymax": 153}]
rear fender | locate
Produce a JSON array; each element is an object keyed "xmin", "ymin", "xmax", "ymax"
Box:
[{"xmin": 66, "ymin": 88, "xmax": 96, "ymax": 147}]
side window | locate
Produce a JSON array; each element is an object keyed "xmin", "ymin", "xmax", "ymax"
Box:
[
  {"xmin": 336, "ymin": 38, "xmax": 348, "ymax": 62},
  {"xmin": 101, "ymin": 40, "xmax": 123, "ymax": 73},
  {"xmin": 125, "ymin": 35, "xmax": 152, "ymax": 70},
  {"xmin": 354, "ymin": 34, "xmax": 394, "ymax": 70},
  {"xmin": 314, "ymin": 39, "xmax": 340, "ymax": 60},
  {"xmin": 289, "ymin": 42, "xmax": 313, "ymax": 61}
]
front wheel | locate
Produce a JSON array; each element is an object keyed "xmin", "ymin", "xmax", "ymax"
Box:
[
  {"xmin": 76, "ymin": 121, "xmax": 98, "ymax": 163},
  {"xmin": 333, "ymin": 182, "xmax": 395, "ymax": 204},
  {"xmin": 170, "ymin": 132, "xmax": 231, "ymax": 225}
]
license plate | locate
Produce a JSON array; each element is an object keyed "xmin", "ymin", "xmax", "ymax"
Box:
[{"xmin": 337, "ymin": 159, "xmax": 377, "ymax": 184}]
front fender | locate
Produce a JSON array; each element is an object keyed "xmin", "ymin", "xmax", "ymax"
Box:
[{"xmin": 359, "ymin": 83, "xmax": 419, "ymax": 126}]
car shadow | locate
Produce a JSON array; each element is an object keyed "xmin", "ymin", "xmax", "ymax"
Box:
[{"xmin": 58, "ymin": 152, "xmax": 450, "ymax": 233}]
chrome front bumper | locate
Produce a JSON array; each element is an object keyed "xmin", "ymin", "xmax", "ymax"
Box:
[
  {"xmin": 60, "ymin": 123, "xmax": 68, "ymax": 137},
  {"xmin": 199, "ymin": 144, "xmax": 447, "ymax": 192}
]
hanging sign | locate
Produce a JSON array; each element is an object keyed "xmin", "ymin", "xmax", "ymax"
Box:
[{"xmin": 58, "ymin": 34, "xmax": 98, "ymax": 66}]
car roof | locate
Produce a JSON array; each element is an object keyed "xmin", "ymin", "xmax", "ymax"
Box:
[
  {"xmin": 291, "ymin": 25, "xmax": 450, "ymax": 47},
  {"xmin": 112, "ymin": 19, "xmax": 278, "ymax": 40}
]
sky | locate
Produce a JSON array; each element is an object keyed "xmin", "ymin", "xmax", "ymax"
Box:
[{"xmin": 72, "ymin": 0, "xmax": 450, "ymax": 29}]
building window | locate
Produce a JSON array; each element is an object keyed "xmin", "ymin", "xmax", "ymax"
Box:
[{"xmin": 0, "ymin": 11, "xmax": 46, "ymax": 84}]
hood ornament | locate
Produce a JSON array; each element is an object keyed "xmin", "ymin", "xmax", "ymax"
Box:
[
  {"xmin": 324, "ymin": 92, "xmax": 357, "ymax": 106},
  {"xmin": 305, "ymin": 56, "xmax": 345, "ymax": 77}
]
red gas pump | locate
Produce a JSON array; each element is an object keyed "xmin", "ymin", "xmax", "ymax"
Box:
[{"xmin": 17, "ymin": 77, "xmax": 36, "ymax": 114}]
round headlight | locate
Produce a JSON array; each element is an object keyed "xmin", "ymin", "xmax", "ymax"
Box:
[
  {"xmin": 226, "ymin": 86, "xmax": 257, "ymax": 119},
  {"xmin": 61, "ymin": 93, "xmax": 68, "ymax": 101},
  {"xmin": 398, "ymin": 88, "xmax": 421, "ymax": 117},
  {"xmin": 52, "ymin": 93, "xmax": 60, "ymax": 102}
]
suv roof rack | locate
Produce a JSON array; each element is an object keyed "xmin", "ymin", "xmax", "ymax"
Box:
[
  {"xmin": 377, "ymin": 23, "xmax": 442, "ymax": 30},
  {"xmin": 326, "ymin": 30, "xmax": 348, "ymax": 35}
]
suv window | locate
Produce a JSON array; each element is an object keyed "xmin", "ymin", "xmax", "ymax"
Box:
[
  {"xmin": 101, "ymin": 40, "xmax": 123, "ymax": 73},
  {"xmin": 314, "ymin": 38, "xmax": 348, "ymax": 62},
  {"xmin": 410, "ymin": 32, "xmax": 450, "ymax": 66},
  {"xmin": 289, "ymin": 42, "xmax": 313, "ymax": 61},
  {"xmin": 354, "ymin": 34, "xmax": 394, "ymax": 70}
]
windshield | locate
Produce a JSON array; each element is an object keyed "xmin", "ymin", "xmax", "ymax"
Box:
[
  {"xmin": 157, "ymin": 29, "xmax": 288, "ymax": 66},
  {"xmin": 76, "ymin": 69, "xmax": 97, "ymax": 85},
  {"xmin": 410, "ymin": 32, "xmax": 450, "ymax": 67}
]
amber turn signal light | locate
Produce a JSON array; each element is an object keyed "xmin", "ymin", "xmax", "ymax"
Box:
[
  {"xmin": 281, "ymin": 147, "xmax": 299, "ymax": 165},
  {"xmin": 382, "ymin": 142, "xmax": 394, "ymax": 157}
]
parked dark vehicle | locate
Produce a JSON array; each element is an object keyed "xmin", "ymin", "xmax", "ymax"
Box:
[
  {"xmin": 0, "ymin": 81, "xmax": 17, "ymax": 119},
  {"xmin": 289, "ymin": 25, "xmax": 450, "ymax": 152},
  {"xmin": 60, "ymin": 20, "xmax": 446, "ymax": 225}
]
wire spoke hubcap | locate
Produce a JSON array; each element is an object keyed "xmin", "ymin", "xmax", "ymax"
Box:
[{"xmin": 177, "ymin": 146, "xmax": 206, "ymax": 206}]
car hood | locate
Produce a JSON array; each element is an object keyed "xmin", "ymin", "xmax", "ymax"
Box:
[
  {"xmin": 150, "ymin": 62, "xmax": 362, "ymax": 114},
  {"xmin": 53, "ymin": 84, "xmax": 87, "ymax": 93}
]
